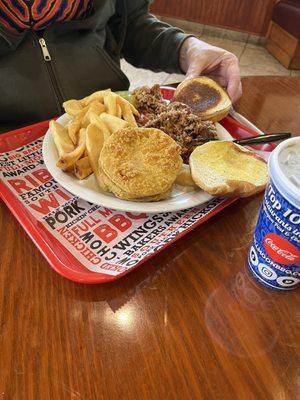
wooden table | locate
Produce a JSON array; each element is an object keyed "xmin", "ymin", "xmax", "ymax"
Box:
[{"xmin": 0, "ymin": 76, "xmax": 299, "ymax": 400}]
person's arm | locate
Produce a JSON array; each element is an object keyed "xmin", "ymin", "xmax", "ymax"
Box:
[
  {"xmin": 122, "ymin": 0, "xmax": 191, "ymax": 73},
  {"xmin": 122, "ymin": 1, "xmax": 242, "ymax": 102}
]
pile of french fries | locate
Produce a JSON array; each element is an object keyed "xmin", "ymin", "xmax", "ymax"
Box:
[{"xmin": 50, "ymin": 89, "xmax": 139, "ymax": 182}]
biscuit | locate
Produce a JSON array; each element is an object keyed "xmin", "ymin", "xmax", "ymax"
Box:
[{"xmin": 100, "ymin": 127, "xmax": 182, "ymax": 198}]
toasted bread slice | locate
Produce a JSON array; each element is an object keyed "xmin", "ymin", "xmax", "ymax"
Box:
[
  {"xmin": 189, "ymin": 141, "xmax": 268, "ymax": 197},
  {"xmin": 173, "ymin": 77, "xmax": 231, "ymax": 122}
]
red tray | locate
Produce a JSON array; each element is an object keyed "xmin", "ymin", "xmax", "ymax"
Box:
[{"xmin": 0, "ymin": 88, "xmax": 273, "ymax": 284}]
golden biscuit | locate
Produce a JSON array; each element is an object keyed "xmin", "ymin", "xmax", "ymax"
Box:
[{"xmin": 100, "ymin": 127, "xmax": 182, "ymax": 198}]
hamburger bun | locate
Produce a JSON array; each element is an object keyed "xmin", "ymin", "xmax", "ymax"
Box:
[
  {"xmin": 189, "ymin": 141, "xmax": 268, "ymax": 197},
  {"xmin": 173, "ymin": 77, "xmax": 232, "ymax": 122}
]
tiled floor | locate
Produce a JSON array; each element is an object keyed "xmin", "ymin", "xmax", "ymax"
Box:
[{"xmin": 121, "ymin": 17, "xmax": 300, "ymax": 90}]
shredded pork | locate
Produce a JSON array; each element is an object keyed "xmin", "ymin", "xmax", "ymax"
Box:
[
  {"xmin": 133, "ymin": 85, "xmax": 217, "ymax": 162},
  {"xmin": 133, "ymin": 84, "xmax": 165, "ymax": 115}
]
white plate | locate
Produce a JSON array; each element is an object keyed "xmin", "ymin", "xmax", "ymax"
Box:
[{"xmin": 43, "ymin": 114, "xmax": 233, "ymax": 213}]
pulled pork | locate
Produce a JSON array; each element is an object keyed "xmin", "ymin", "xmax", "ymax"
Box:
[
  {"xmin": 144, "ymin": 102, "xmax": 217, "ymax": 162},
  {"xmin": 133, "ymin": 84, "xmax": 165, "ymax": 115},
  {"xmin": 134, "ymin": 85, "xmax": 218, "ymax": 162}
]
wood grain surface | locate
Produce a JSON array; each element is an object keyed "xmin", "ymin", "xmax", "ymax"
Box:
[
  {"xmin": 0, "ymin": 77, "xmax": 300, "ymax": 400},
  {"xmin": 150, "ymin": 0, "xmax": 277, "ymax": 35},
  {"xmin": 266, "ymin": 22, "xmax": 300, "ymax": 70}
]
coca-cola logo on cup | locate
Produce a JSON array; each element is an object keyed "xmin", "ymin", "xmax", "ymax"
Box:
[{"xmin": 264, "ymin": 233, "xmax": 300, "ymax": 265}]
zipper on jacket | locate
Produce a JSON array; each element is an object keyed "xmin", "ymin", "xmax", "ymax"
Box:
[
  {"xmin": 39, "ymin": 38, "xmax": 51, "ymax": 61},
  {"xmin": 35, "ymin": 33, "xmax": 65, "ymax": 110}
]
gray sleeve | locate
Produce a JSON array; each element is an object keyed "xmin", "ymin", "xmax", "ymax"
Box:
[{"xmin": 122, "ymin": 0, "xmax": 191, "ymax": 73}]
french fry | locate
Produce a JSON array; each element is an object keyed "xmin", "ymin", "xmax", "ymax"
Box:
[
  {"xmin": 63, "ymin": 99, "xmax": 83, "ymax": 116},
  {"xmin": 117, "ymin": 95, "xmax": 139, "ymax": 116},
  {"xmin": 123, "ymin": 105, "xmax": 137, "ymax": 127},
  {"xmin": 104, "ymin": 93, "xmax": 117, "ymax": 116},
  {"xmin": 67, "ymin": 105, "xmax": 89, "ymax": 144},
  {"xmin": 68, "ymin": 118, "xmax": 81, "ymax": 145},
  {"xmin": 57, "ymin": 128, "xmax": 86, "ymax": 170},
  {"xmin": 90, "ymin": 114, "xmax": 111, "ymax": 136},
  {"xmin": 117, "ymin": 97, "xmax": 137, "ymax": 126},
  {"xmin": 68, "ymin": 101, "xmax": 105, "ymax": 143},
  {"xmin": 86, "ymin": 123, "xmax": 109, "ymax": 191},
  {"xmin": 55, "ymin": 89, "xmax": 142, "ymax": 183},
  {"xmin": 50, "ymin": 120, "xmax": 74, "ymax": 156},
  {"xmin": 99, "ymin": 113, "xmax": 130, "ymax": 134},
  {"xmin": 116, "ymin": 104, "xmax": 122, "ymax": 118},
  {"xmin": 74, "ymin": 156, "xmax": 93, "ymax": 179},
  {"xmin": 89, "ymin": 100, "xmax": 106, "ymax": 113},
  {"xmin": 82, "ymin": 102, "xmax": 106, "ymax": 128},
  {"xmin": 81, "ymin": 89, "xmax": 111, "ymax": 106}
]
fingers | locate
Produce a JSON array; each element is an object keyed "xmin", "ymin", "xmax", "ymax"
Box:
[
  {"xmin": 206, "ymin": 75, "xmax": 227, "ymax": 87},
  {"xmin": 226, "ymin": 61, "xmax": 242, "ymax": 103},
  {"xmin": 236, "ymin": 81, "xmax": 243, "ymax": 103},
  {"xmin": 227, "ymin": 77, "xmax": 242, "ymax": 103},
  {"xmin": 182, "ymin": 42, "xmax": 242, "ymax": 102},
  {"xmin": 186, "ymin": 70, "xmax": 200, "ymax": 80},
  {"xmin": 184, "ymin": 48, "xmax": 220, "ymax": 79},
  {"xmin": 185, "ymin": 48, "xmax": 227, "ymax": 81},
  {"xmin": 186, "ymin": 61, "xmax": 206, "ymax": 80}
]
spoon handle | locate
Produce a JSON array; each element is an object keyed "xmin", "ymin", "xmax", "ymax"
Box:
[{"xmin": 234, "ymin": 132, "xmax": 291, "ymax": 146}]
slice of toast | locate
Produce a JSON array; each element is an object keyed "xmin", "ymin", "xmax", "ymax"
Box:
[{"xmin": 189, "ymin": 141, "xmax": 268, "ymax": 197}]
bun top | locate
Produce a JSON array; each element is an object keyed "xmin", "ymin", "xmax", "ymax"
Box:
[
  {"xmin": 173, "ymin": 77, "xmax": 232, "ymax": 122},
  {"xmin": 173, "ymin": 80, "xmax": 221, "ymax": 113}
]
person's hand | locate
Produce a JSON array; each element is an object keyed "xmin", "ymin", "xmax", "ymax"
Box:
[{"xmin": 179, "ymin": 37, "xmax": 242, "ymax": 103}]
